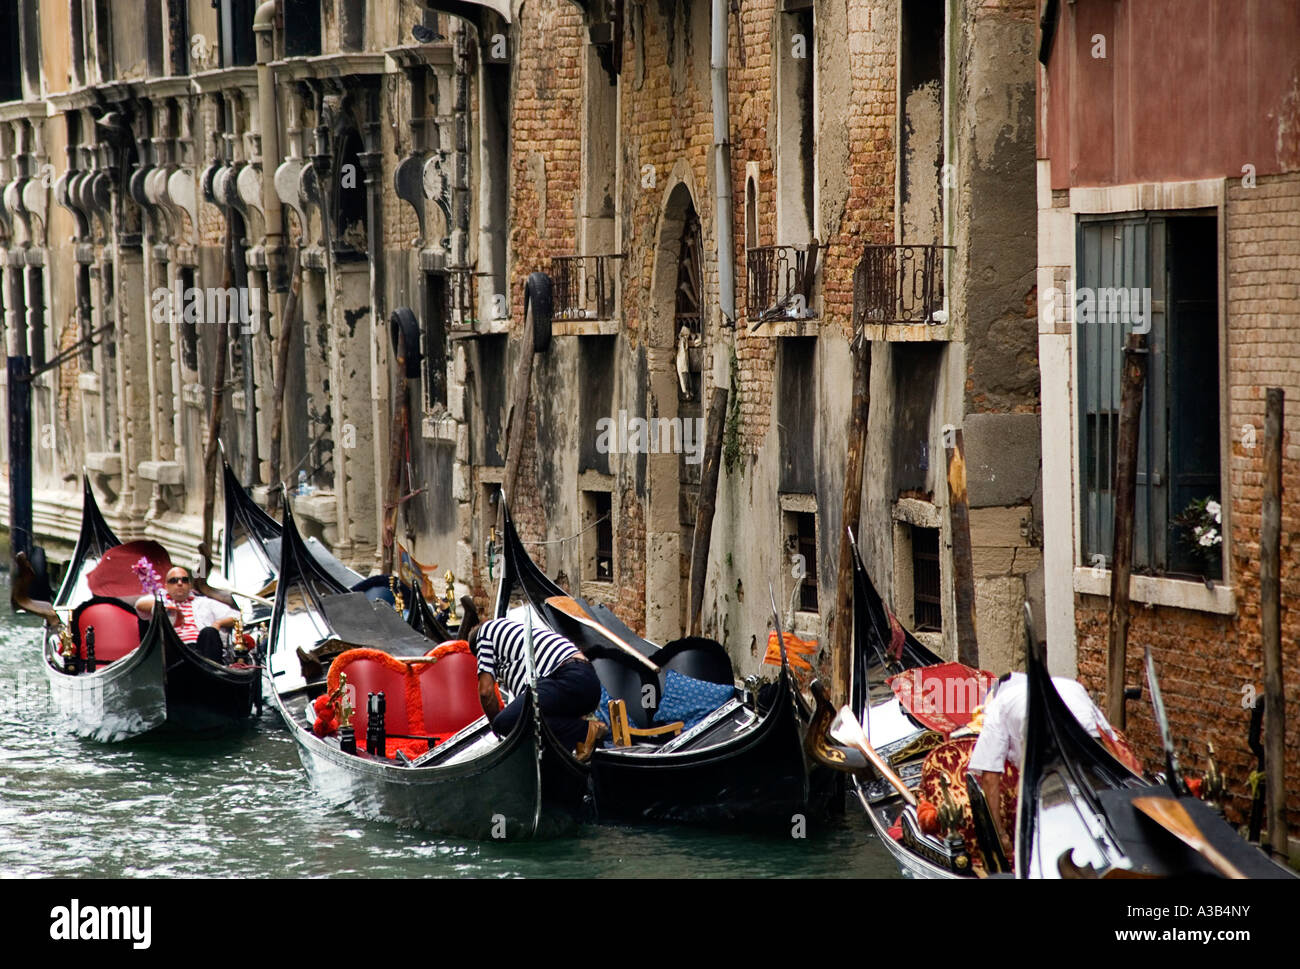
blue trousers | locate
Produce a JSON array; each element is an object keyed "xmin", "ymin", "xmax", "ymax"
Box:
[{"xmin": 492, "ymin": 660, "xmax": 601, "ymax": 751}]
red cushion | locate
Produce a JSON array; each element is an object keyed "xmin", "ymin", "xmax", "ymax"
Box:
[
  {"xmin": 74, "ymin": 602, "xmax": 141, "ymax": 663},
  {"xmin": 418, "ymin": 650, "xmax": 482, "ymax": 738},
  {"xmin": 326, "ymin": 651, "xmax": 417, "ymax": 738}
]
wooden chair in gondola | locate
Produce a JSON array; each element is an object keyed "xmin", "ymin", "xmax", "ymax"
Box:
[
  {"xmin": 591, "ymin": 656, "xmax": 685, "ymax": 747},
  {"xmin": 69, "ymin": 597, "xmax": 144, "ymax": 672}
]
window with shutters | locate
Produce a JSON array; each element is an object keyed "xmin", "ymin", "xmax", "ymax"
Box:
[{"xmin": 1076, "ymin": 213, "xmax": 1221, "ymax": 580}]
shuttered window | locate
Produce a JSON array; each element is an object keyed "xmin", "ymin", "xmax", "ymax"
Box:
[{"xmin": 1077, "ymin": 214, "xmax": 1221, "ymax": 579}]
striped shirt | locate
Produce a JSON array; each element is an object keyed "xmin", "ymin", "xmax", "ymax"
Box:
[{"xmin": 475, "ymin": 617, "xmax": 582, "ymax": 697}]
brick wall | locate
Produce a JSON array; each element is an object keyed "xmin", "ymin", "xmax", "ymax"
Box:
[{"xmin": 1076, "ymin": 172, "xmax": 1300, "ymax": 836}]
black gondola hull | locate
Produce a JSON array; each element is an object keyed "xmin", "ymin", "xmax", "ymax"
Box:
[
  {"xmin": 275, "ymin": 689, "xmax": 585, "ymax": 839},
  {"xmin": 587, "ymin": 683, "xmax": 820, "ymax": 825}
]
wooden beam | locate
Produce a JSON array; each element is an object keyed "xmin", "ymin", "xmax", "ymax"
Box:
[
  {"xmin": 499, "ymin": 298, "xmax": 537, "ymax": 533},
  {"xmin": 946, "ymin": 428, "xmax": 979, "ymax": 667},
  {"xmin": 1106, "ymin": 332, "xmax": 1148, "ymax": 729},
  {"xmin": 831, "ymin": 335, "xmax": 870, "ymax": 703},
  {"xmin": 1261, "ymin": 387, "xmax": 1289, "ymax": 862},
  {"xmin": 687, "ymin": 383, "xmax": 727, "ymax": 636}
]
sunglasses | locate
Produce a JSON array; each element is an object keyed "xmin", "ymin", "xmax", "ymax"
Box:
[{"xmin": 166, "ymin": 577, "xmax": 192, "ymax": 585}]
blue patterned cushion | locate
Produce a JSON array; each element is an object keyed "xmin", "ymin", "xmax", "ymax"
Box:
[
  {"xmin": 594, "ymin": 684, "xmax": 614, "ymax": 729},
  {"xmin": 652, "ymin": 669, "xmax": 736, "ymax": 730}
]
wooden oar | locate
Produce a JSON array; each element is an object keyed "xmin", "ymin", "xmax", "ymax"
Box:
[
  {"xmin": 543, "ymin": 596, "xmax": 659, "ymax": 673},
  {"xmin": 829, "ymin": 705, "xmax": 918, "ymax": 808},
  {"xmin": 1132, "ymin": 795, "xmax": 1246, "ymax": 879}
]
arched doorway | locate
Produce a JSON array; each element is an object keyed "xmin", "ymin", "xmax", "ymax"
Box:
[{"xmin": 644, "ymin": 180, "xmax": 704, "ymax": 642}]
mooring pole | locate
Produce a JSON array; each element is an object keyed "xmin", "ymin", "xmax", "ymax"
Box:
[
  {"xmin": 499, "ymin": 288, "xmax": 539, "ymax": 534},
  {"xmin": 946, "ymin": 427, "xmax": 979, "ymax": 667},
  {"xmin": 831, "ymin": 330, "xmax": 871, "ymax": 701},
  {"xmin": 266, "ymin": 245, "xmax": 302, "ymax": 517},
  {"xmin": 1107, "ymin": 332, "xmax": 1148, "ymax": 730},
  {"xmin": 7, "ymin": 356, "xmax": 32, "ymax": 566},
  {"xmin": 201, "ymin": 215, "xmax": 235, "ymax": 552},
  {"xmin": 1261, "ymin": 387, "xmax": 1289, "ymax": 862},
  {"xmin": 687, "ymin": 380, "xmax": 727, "ymax": 636}
]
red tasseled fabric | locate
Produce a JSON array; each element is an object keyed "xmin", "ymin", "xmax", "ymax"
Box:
[
  {"xmin": 888, "ymin": 816, "xmax": 905, "ymax": 841},
  {"xmin": 318, "ymin": 643, "xmax": 486, "ymax": 761}
]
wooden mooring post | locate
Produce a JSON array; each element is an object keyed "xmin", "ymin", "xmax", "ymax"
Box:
[
  {"xmin": 946, "ymin": 427, "xmax": 979, "ymax": 668},
  {"xmin": 1106, "ymin": 332, "xmax": 1148, "ymax": 730},
  {"xmin": 1261, "ymin": 387, "xmax": 1289, "ymax": 862},
  {"xmin": 830, "ymin": 332, "xmax": 871, "ymax": 702}
]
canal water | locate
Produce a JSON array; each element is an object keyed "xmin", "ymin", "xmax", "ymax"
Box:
[{"xmin": 0, "ymin": 575, "xmax": 898, "ymax": 879}]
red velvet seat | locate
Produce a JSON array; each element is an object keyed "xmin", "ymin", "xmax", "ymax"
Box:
[
  {"xmin": 328, "ymin": 653, "xmax": 417, "ymax": 740},
  {"xmin": 418, "ymin": 651, "xmax": 482, "ymax": 738},
  {"xmin": 72, "ymin": 599, "xmax": 142, "ymax": 666}
]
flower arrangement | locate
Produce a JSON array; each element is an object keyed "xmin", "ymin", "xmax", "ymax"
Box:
[
  {"xmin": 1172, "ymin": 497, "xmax": 1222, "ymax": 572},
  {"xmin": 131, "ymin": 557, "xmax": 164, "ymax": 596}
]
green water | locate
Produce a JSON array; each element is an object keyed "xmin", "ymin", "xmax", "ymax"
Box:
[{"xmin": 0, "ymin": 577, "xmax": 899, "ymax": 878}]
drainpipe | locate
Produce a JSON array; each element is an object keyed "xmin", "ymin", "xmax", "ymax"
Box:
[
  {"xmin": 711, "ymin": 0, "xmax": 735, "ymax": 328},
  {"xmin": 688, "ymin": 0, "xmax": 735, "ymax": 636}
]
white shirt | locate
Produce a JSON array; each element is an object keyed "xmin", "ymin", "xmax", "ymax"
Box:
[
  {"xmin": 170, "ymin": 593, "xmax": 240, "ymax": 632},
  {"xmin": 968, "ymin": 673, "xmax": 1116, "ymax": 773}
]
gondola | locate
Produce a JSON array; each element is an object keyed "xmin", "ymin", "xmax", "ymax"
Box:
[
  {"xmin": 495, "ymin": 508, "xmax": 833, "ymax": 827},
  {"xmin": 263, "ymin": 506, "xmax": 586, "ymax": 838},
  {"xmin": 219, "ymin": 459, "xmax": 363, "ymax": 599},
  {"xmin": 12, "ymin": 478, "xmax": 259, "ymax": 742},
  {"xmin": 808, "ymin": 530, "xmax": 1298, "ymax": 879}
]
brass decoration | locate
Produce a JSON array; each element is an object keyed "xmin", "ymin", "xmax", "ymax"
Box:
[
  {"xmin": 936, "ymin": 774, "xmax": 963, "ymax": 837},
  {"xmin": 441, "ymin": 570, "xmax": 458, "ymax": 624},
  {"xmin": 329, "ymin": 672, "xmax": 355, "ymax": 730},
  {"xmin": 388, "ymin": 575, "xmax": 405, "ymax": 615},
  {"xmin": 888, "ymin": 730, "xmax": 944, "ymax": 766}
]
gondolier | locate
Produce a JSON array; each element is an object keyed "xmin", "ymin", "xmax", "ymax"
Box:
[
  {"xmin": 469, "ymin": 617, "xmax": 606, "ymax": 759},
  {"xmin": 136, "ymin": 566, "xmax": 240, "ymax": 663},
  {"xmin": 969, "ymin": 672, "xmax": 1119, "ymax": 856}
]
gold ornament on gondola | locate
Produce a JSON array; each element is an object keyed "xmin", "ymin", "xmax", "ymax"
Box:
[
  {"xmin": 331, "ymin": 672, "xmax": 355, "ymax": 729},
  {"xmin": 388, "ymin": 575, "xmax": 405, "ymax": 615},
  {"xmin": 936, "ymin": 773, "xmax": 964, "ymax": 838},
  {"xmin": 58, "ymin": 625, "xmax": 75, "ymax": 659},
  {"xmin": 442, "ymin": 570, "xmax": 458, "ymax": 624}
]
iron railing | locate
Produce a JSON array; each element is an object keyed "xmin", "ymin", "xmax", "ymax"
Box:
[
  {"xmin": 551, "ymin": 253, "xmax": 625, "ymax": 321},
  {"xmin": 854, "ymin": 244, "xmax": 954, "ymax": 327},
  {"xmin": 747, "ymin": 243, "xmax": 819, "ymax": 323}
]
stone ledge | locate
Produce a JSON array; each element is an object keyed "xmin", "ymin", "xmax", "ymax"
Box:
[
  {"xmin": 77, "ymin": 372, "xmax": 100, "ymax": 392},
  {"xmin": 139, "ymin": 461, "xmax": 183, "ymax": 485},
  {"xmin": 85, "ymin": 452, "xmax": 122, "ymax": 475},
  {"xmin": 552, "ymin": 319, "xmax": 621, "ymax": 337},
  {"xmin": 1072, "ymin": 567, "xmax": 1237, "ymax": 616},
  {"xmin": 292, "ymin": 492, "xmax": 338, "ymax": 526},
  {"xmin": 421, "ymin": 414, "xmax": 459, "ymax": 443}
]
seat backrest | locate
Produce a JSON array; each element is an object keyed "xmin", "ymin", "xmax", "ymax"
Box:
[
  {"xmin": 73, "ymin": 599, "xmax": 142, "ymax": 663},
  {"xmin": 330, "ymin": 654, "xmax": 414, "ymax": 737},
  {"xmin": 654, "ymin": 637, "xmax": 734, "ymax": 685},
  {"xmin": 592, "ymin": 656, "xmax": 656, "ymax": 728},
  {"xmin": 418, "ymin": 651, "xmax": 483, "ymax": 737}
]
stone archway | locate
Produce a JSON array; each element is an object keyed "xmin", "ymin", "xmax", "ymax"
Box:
[{"xmin": 643, "ymin": 175, "xmax": 703, "ymax": 643}]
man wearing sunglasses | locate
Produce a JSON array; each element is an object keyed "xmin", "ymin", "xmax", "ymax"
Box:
[{"xmin": 135, "ymin": 566, "xmax": 240, "ymax": 663}]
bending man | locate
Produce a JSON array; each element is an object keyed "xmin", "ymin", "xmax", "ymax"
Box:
[
  {"xmin": 469, "ymin": 616, "xmax": 606, "ymax": 759},
  {"xmin": 969, "ymin": 672, "xmax": 1121, "ymax": 858}
]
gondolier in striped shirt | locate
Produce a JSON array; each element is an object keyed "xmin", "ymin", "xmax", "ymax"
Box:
[{"xmin": 469, "ymin": 616, "xmax": 607, "ymax": 760}]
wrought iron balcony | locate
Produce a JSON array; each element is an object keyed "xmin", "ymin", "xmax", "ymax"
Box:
[
  {"xmin": 747, "ymin": 242, "xmax": 820, "ymax": 324},
  {"xmin": 854, "ymin": 244, "xmax": 954, "ymax": 327},
  {"xmin": 551, "ymin": 253, "xmax": 625, "ymax": 321}
]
